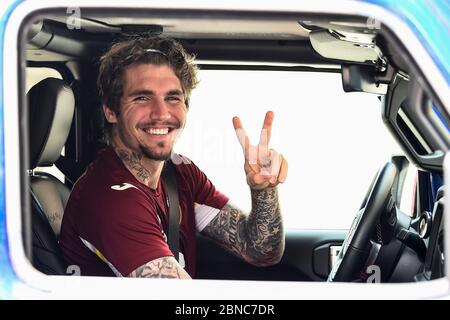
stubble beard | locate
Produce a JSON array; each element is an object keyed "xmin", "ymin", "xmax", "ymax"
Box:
[
  {"xmin": 139, "ymin": 127, "xmax": 183, "ymax": 161},
  {"xmin": 139, "ymin": 142, "xmax": 172, "ymax": 161}
]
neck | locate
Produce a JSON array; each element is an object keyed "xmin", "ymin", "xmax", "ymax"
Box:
[{"xmin": 112, "ymin": 144, "xmax": 164, "ymax": 189}]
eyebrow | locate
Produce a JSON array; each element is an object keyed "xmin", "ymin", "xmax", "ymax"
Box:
[
  {"xmin": 127, "ymin": 89, "xmax": 184, "ymax": 97},
  {"xmin": 167, "ymin": 89, "xmax": 184, "ymax": 96}
]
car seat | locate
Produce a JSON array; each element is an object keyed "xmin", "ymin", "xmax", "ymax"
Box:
[{"xmin": 27, "ymin": 77, "xmax": 75, "ymax": 275}]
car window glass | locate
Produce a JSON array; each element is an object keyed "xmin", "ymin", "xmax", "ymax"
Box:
[{"xmin": 175, "ymin": 69, "xmax": 404, "ymax": 229}]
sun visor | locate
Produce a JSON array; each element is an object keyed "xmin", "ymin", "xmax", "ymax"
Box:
[
  {"xmin": 306, "ymin": 25, "xmax": 392, "ymax": 94},
  {"xmin": 309, "ymin": 29, "xmax": 383, "ymax": 65}
]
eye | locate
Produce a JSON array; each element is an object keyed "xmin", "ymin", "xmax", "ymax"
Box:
[
  {"xmin": 166, "ymin": 95, "xmax": 182, "ymax": 102},
  {"xmin": 134, "ymin": 96, "xmax": 150, "ymax": 102}
]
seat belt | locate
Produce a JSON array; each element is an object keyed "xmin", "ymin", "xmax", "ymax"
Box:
[
  {"xmin": 161, "ymin": 160, "xmax": 180, "ymax": 262},
  {"xmin": 55, "ymin": 155, "xmax": 84, "ymax": 185}
]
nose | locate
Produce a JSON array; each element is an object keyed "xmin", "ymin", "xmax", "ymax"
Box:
[{"xmin": 150, "ymin": 97, "xmax": 171, "ymax": 121}]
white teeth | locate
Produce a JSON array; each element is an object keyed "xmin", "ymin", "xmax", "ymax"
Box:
[{"xmin": 145, "ymin": 128, "xmax": 169, "ymax": 135}]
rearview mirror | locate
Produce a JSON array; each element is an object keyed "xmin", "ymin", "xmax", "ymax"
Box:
[{"xmin": 341, "ymin": 64, "xmax": 388, "ymax": 94}]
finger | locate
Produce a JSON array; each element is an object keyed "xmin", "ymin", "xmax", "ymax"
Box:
[
  {"xmin": 258, "ymin": 111, "xmax": 274, "ymax": 149},
  {"xmin": 277, "ymin": 155, "xmax": 288, "ymax": 183},
  {"xmin": 233, "ymin": 116, "xmax": 248, "ymax": 150},
  {"xmin": 247, "ymin": 171, "xmax": 271, "ymax": 189},
  {"xmin": 250, "ymin": 172, "xmax": 270, "ymax": 186},
  {"xmin": 259, "ymin": 149, "xmax": 272, "ymax": 177},
  {"xmin": 244, "ymin": 159, "xmax": 259, "ymax": 175},
  {"xmin": 233, "ymin": 116, "xmax": 252, "ymax": 160},
  {"xmin": 269, "ymin": 150, "xmax": 281, "ymax": 184},
  {"xmin": 258, "ymin": 145, "xmax": 271, "ymax": 168}
]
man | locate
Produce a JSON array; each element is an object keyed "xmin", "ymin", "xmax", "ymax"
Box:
[{"xmin": 60, "ymin": 36, "xmax": 288, "ymax": 279}]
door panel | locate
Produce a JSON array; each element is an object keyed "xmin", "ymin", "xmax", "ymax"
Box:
[{"xmin": 196, "ymin": 229, "xmax": 347, "ymax": 281}]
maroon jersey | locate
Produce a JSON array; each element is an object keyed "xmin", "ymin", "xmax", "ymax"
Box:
[{"xmin": 60, "ymin": 147, "xmax": 229, "ymax": 277}]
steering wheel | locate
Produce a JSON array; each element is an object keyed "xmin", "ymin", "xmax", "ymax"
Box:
[{"xmin": 327, "ymin": 162, "xmax": 397, "ymax": 282}]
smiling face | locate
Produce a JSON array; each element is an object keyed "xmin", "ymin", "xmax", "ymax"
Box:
[{"xmin": 104, "ymin": 63, "xmax": 187, "ymax": 161}]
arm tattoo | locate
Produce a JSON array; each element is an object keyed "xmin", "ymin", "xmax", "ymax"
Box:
[
  {"xmin": 202, "ymin": 187, "xmax": 284, "ymax": 267},
  {"xmin": 116, "ymin": 149, "xmax": 151, "ymax": 185},
  {"xmin": 128, "ymin": 256, "xmax": 191, "ymax": 279}
]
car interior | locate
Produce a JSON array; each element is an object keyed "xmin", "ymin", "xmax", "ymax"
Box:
[{"xmin": 20, "ymin": 7, "xmax": 449, "ymax": 283}]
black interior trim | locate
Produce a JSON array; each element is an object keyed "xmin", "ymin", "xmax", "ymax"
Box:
[{"xmin": 197, "ymin": 229, "xmax": 347, "ymax": 281}]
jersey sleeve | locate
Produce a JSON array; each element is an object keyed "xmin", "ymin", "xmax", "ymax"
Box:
[
  {"xmin": 78, "ymin": 187, "xmax": 173, "ymax": 277},
  {"xmin": 174, "ymin": 156, "xmax": 230, "ymax": 232}
]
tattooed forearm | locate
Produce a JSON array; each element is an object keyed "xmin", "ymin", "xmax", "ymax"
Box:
[
  {"xmin": 247, "ymin": 187, "xmax": 284, "ymax": 264},
  {"xmin": 128, "ymin": 256, "xmax": 191, "ymax": 279},
  {"xmin": 202, "ymin": 187, "xmax": 284, "ymax": 267},
  {"xmin": 116, "ymin": 149, "xmax": 151, "ymax": 185}
]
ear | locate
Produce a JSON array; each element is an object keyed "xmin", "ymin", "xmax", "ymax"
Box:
[{"xmin": 103, "ymin": 105, "xmax": 118, "ymax": 124}]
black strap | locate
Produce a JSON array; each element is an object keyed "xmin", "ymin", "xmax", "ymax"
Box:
[{"xmin": 161, "ymin": 160, "xmax": 180, "ymax": 262}]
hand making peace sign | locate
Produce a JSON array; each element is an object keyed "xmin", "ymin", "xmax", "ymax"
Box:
[{"xmin": 233, "ymin": 111, "xmax": 288, "ymax": 190}]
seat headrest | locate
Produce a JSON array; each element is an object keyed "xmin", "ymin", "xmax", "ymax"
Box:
[{"xmin": 28, "ymin": 78, "xmax": 75, "ymax": 169}]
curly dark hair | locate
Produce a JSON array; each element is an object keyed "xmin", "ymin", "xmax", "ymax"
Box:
[{"xmin": 97, "ymin": 36, "xmax": 199, "ymax": 133}]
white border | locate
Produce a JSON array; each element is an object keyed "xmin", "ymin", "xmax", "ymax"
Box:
[{"xmin": 3, "ymin": 0, "xmax": 450, "ymax": 298}]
